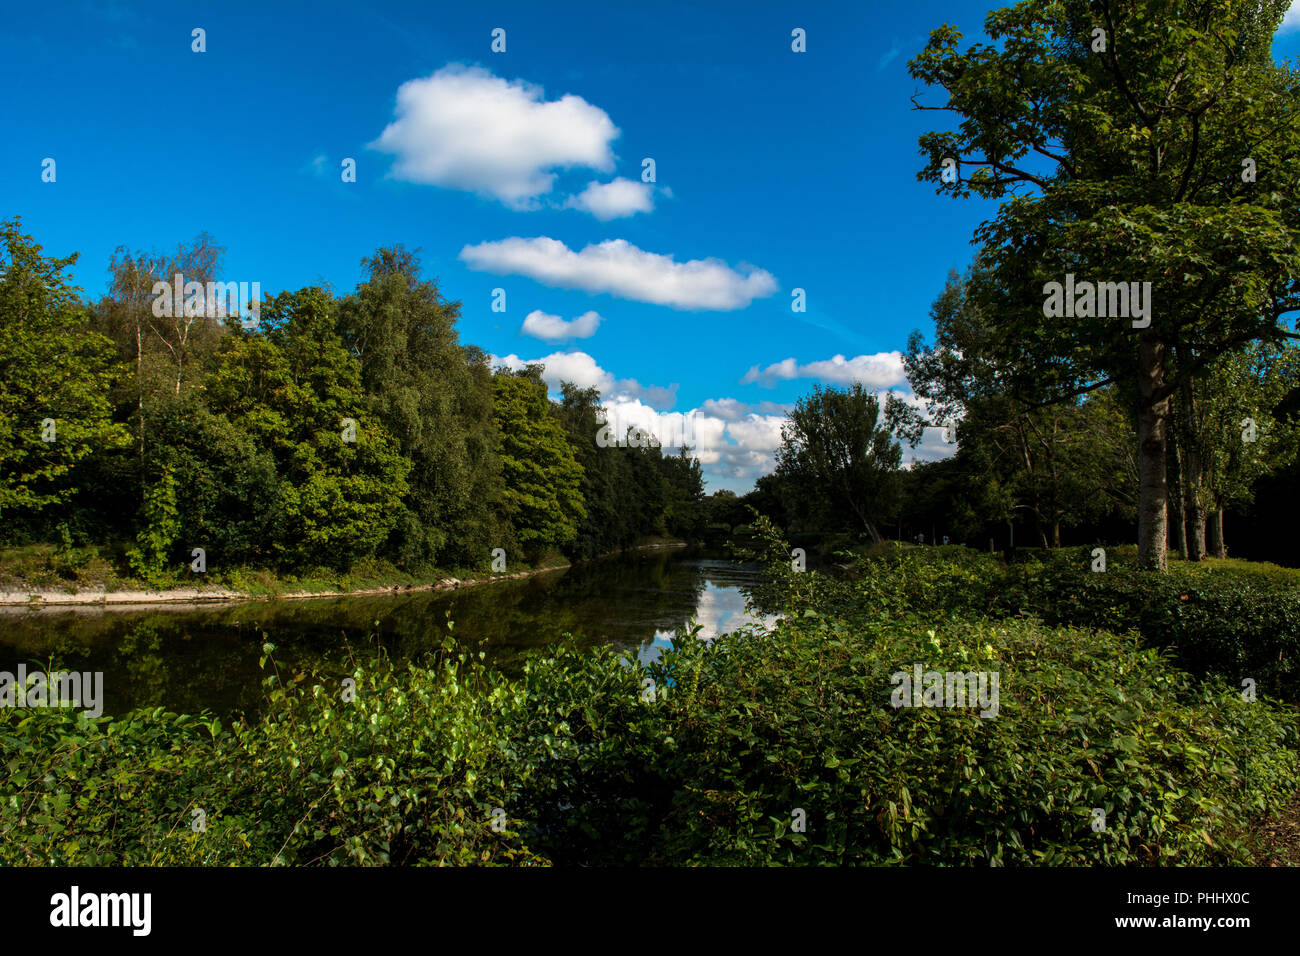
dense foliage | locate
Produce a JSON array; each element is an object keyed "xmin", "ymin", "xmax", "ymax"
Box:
[
  {"xmin": 0, "ymin": 222, "xmax": 704, "ymax": 580},
  {"xmin": 4, "ymin": 528, "xmax": 1296, "ymax": 866},
  {"xmin": 908, "ymin": 0, "xmax": 1300, "ymax": 569}
]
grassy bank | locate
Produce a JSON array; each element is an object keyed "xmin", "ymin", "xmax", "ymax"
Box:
[{"xmin": 0, "ymin": 537, "xmax": 688, "ymax": 605}]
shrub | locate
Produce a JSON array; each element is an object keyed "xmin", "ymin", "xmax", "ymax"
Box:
[
  {"xmin": 4, "ymin": 619, "xmax": 1294, "ymax": 866},
  {"xmin": 747, "ymin": 517, "xmax": 1300, "ymax": 699}
]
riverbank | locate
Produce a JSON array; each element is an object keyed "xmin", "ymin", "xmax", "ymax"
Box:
[{"xmin": 0, "ymin": 538, "xmax": 690, "ymax": 610}]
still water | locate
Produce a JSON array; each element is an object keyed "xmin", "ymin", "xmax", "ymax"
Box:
[{"xmin": 0, "ymin": 549, "xmax": 773, "ymax": 718}]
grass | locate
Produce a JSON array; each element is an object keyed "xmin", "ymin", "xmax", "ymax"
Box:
[{"xmin": 0, "ymin": 541, "xmax": 577, "ymax": 599}]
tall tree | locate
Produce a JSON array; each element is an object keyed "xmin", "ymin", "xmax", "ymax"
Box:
[
  {"xmin": 1174, "ymin": 341, "xmax": 1300, "ymax": 558},
  {"xmin": 206, "ymin": 288, "xmax": 410, "ymax": 569},
  {"xmin": 493, "ymin": 367, "xmax": 586, "ymax": 556},
  {"xmin": 337, "ymin": 247, "xmax": 505, "ymax": 567},
  {"xmin": 910, "ymin": 0, "xmax": 1300, "ymax": 568},
  {"xmin": 557, "ymin": 383, "xmax": 637, "ymax": 557},
  {"xmin": 905, "ymin": 268, "xmax": 1137, "ymax": 546},
  {"xmin": 773, "ymin": 383, "xmax": 902, "ymax": 544},
  {"xmin": 0, "ymin": 219, "xmax": 130, "ymax": 521},
  {"xmin": 94, "ymin": 233, "xmax": 227, "ymax": 497}
]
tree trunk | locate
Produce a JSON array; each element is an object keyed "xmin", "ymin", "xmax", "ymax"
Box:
[
  {"xmin": 1208, "ymin": 508, "xmax": 1225, "ymax": 558},
  {"xmin": 1136, "ymin": 340, "xmax": 1170, "ymax": 571},
  {"xmin": 1178, "ymin": 379, "xmax": 1208, "ymax": 561},
  {"xmin": 1186, "ymin": 502, "xmax": 1207, "ymax": 560},
  {"xmin": 136, "ymin": 321, "xmax": 146, "ymax": 501},
  {"xmin": 1170, "ymin": 440, "xmax": 1187, "ymax": 558},
  {"xmin": 861, "ymin": 513, "xmax": 883, "ymax": 545},
  {"xmin": 1183, "ymin": 441, "xmax": 1207, "ymax": 561}
]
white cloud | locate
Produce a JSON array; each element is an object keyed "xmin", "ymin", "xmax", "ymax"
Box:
[
  {"xmin": 725, "ymin": 414, "xmax": 786, "ymax": 453},
  {"xmin": 521, "ymin": 309, "xmax": 603, "ymax": 341},
  {"xmin": 494, "ymin": 349, "xmax": 608, "ymax": 390},
  {"xmin": 564, "ymin": 178, "xmax": 654, "ymax": 219},
  {"xmin": 460, "ymin": 237, "xmax": 778, "ymax": 310},
  {"xmin": 1282, "ymin": 3, "xmax": 1300, "ymax": 32},
  {"xmin": 740, "ymin": 351, "xmax": 906, "ymax": 388},
  {"xmin": 369, "ymin": 64, "xmax": 618, "ymax": 209},
  {"xmin": 489, "ymin": 353, "xmax": 947, "ymax": 491},
  {"xmin": 491, "ymin": 351, "xmax": 677, "ymax": 409},
  {"xmin": 699, "ymin": 398, "xmax": 791, "ymax": 420},
  {"xmin": 699, "ymin": 398, "xmax": 751, "ymax": 420},
  {"xmin": 595, "ymin": 401, "xmax": 786, "ymax": 484}
]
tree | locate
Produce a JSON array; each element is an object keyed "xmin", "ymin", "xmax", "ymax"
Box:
[
  {"xmin": 705, "ymin": 489, "xmax": 750, "ymax": 532},
  {"xmin": 206, "ymin": 288, "xmax": 410, "ymax": 569},
  {"xmin": 145, "ymin": 396, "xmax": 284, "ymax": 566},
  {"xmin": 493, "ymin": 368, "xmax": 586, "ymax": 555},
  {"xmin": 93, "ymin": 232, "xmax": 229, "ymax": 498},
  {"xmin": 337, "ymin": 247, "xmax": 505, "ymax": 566},
  {"xmin": 1174, "ymin": 341, "xmax": 1300, "ymax": 558},
  {"xmin": 658, "ymin": 447, "xmax": 706, "ymax": 540},
  {"xmin": 0, "ymin": 219, "xmax": 130, "ymax": 521},
  {"xmin": 773, "ymin": 383, "xmax": 902, "ymax": 544},
  {"xmin": 905, "ymin": 268, "xmax": 1137, "ymax": 547},
  {"xmin": 910, "ymin": 0, "xmax": 1300, "ymax": 568},
  {"xmin": 557, "ymin": 383, "xmax": 636, "ymax": 556}
]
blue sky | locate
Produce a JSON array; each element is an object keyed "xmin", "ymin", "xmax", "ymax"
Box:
[{"xmin": 7, "ymin": 1, "xmax": 1300, "ymax": 492}]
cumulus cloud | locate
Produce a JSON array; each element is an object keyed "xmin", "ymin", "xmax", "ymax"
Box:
[
  {"xmin": 521, "ymin": 309, "xmax": 603, "ymax": 341},
  {"xmin": 1283, "ymin": 3, "xmax": 1300, "ymax": 32},
  {"xmin": 492, "ymin": 351, "xmax": 677, "ymax": 409},
  {"xmin": 699, "ymin": 398, "xmax": 749, "ymax": 420},
  {"xmin": 564, "ymin": 178, "xmax": 654, "ymax": 219},
  {"xmin": 369, "ymin": 64, "xmax": 619, "ymax": 208},
  {"xmin": 461, "ymin": 237, "xmax": 777, "ymax": 310},
  {"xmin": 725, "ymin": 414, "xmax": 786, "ymax": 453},
  {"xmin": 699, "ymin": 397, "xmax": 792, "ymax": 420},
  {"xmin": 488, "ymin": 352, "xmax": 945, "ymax": 490},
  {"xmin": 594, "ymin": 401, "xmax": 787, "ymax": 485},
  {"xmin": 740, "ymin": 351, "xmax": 906, "ymax": 388}
]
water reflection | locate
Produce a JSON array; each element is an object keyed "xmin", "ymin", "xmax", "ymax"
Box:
[
  {"xmin": 640, "ymin": 571, "xmax": 780, "ymax": 665},
  {"xmin": 0, "ymin": 549, "xmax": 772, "ymax": 717}
]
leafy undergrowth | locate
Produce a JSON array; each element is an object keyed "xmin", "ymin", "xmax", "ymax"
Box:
[
  {"xmin": 2, "ymin": 615, "xmax": 1294, "ymax": 866},
  {"xmin": 3, "ymin": 521, "xmax": 1295, "ymax": 866},
  {"xmin": 745, "ymin": 530, "xmax": 1300, "ymax": 701}
]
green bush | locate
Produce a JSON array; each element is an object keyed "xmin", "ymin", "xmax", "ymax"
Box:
[
  {"xmin": 0, "ymin": 643, "xmax": 549, "ymax": 866},
  {"xmin": 749, "ymin": 521, "xmax": 1300, "ymax": 699},
  {"xmin": 3, "ymin": 615, "xmax": 1295, "ymax": 866},
  {"xmin": 1013, "ymin": 560, "xmax": 1300, "ymax": 694},
  {"xmin": 631, "ymin": 615, "xmax": 1298, "ymax": 865},
  {"xmin": 3, "ymin": 518, "xmax": 1294, "ymax": 866}
]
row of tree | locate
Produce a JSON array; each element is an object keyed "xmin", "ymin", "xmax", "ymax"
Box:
[
  {"xmin": 0, "ymin": 219, "xmax": 704, "ymax": 574},
  {"xmin": 723, "ymin": 264, "xmax": 1298, "ymax": 560}
]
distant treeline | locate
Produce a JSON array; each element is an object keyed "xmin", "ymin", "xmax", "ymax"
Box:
[
  {"xmin": 699, "ymin": 267, "xmax": 1300, "ymax": 568},
  {"xmin": 0, "ymin": 220, "xmax": 703, "ymax": 577}
]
